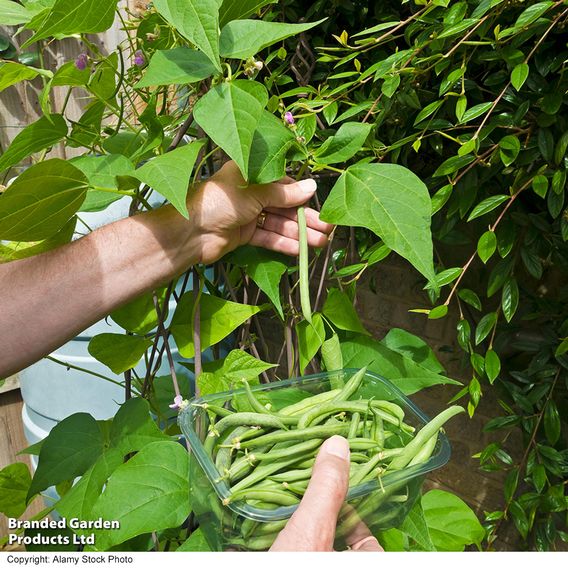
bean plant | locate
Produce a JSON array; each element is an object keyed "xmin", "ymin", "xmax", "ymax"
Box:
[{"xmin": 0, "ymin": 0, "xmax": 565, "ymax": 553}]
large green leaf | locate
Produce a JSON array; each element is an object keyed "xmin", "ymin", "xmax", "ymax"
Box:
[
  {"xmin": 297, "ymin": 312, "xmax": 325, "ymax": 374},
  {"xmin": 171, "ymin": 293, "xmax": 262, "ymax": 358},
  {"xmin": 193, "ymin": 80, "xmax": 268, "ymax": 180},
  {"xmin": 198, "ymin": 349, "xmax": 276, "ymax": 397},
  {"xmin": 135, "ymin": 48, "xmax": 218, "ymax": 88},
  {"xmin": 90, "ymin": 441, "xmax": 190, "ymax": 550},
  {"xmin": 56, "ymin": 399, "xmax": 167, "ymax": 521},
  {"xmin": 313, "ymin": 122, "xmax": 372, "ymax": 165},
  {"xmin": 228, "ymin": 245, "xmax": 289, "ymax": 318},
  {"xmin": 340, "ymin": 335, "xmax": 460, "ymax": 395},
  {"xmin": 0, "ymin": 114, "xmax": 67, "ymax": 173},
  {"xmin": 219, "ymin": 0, "xmax": 277, "ymax": 27},
  {"xmin": 177, "ymin": 528, "xmax": 211, "ymax": 551},
  {"xmin": 0, "ymin": 159, "xmax": 87, "ymax": 242},
  {"xmin": 219, "ymin": 18, "xmax": 324, "ymax": 60},
  {"xmin": 88, "ymin": 333, "xmax": 153, "ymax": 375},
  {"xmin": 153, "ymin": 0, "xmax": 222, "ymax": 71},
  {"xmin": 23, "ymin": 0, "xmax": 119, "ymax": 46},
  {"xmin": 71, "ymin": 154, "xmax": 135, "ymax": 212},
  {"xmin": 248, "ymin": 110, "xmax": 295, "ymax": 185},
  {"xmin": 322, "ymin": 287, "xmax": 369, "ymax": 335},
  {"xmin": 381, "ymin": 328, "xmax": 445, "ymax": 374},
  {"xmin": 0, "ymin": 0, "xmax": 32, "ymax": 25},
  {"xmin": 110, "ymin": 287, "xmax": 167, "ymax": 336},
  {"xmin": 421, "ymin": 490, "xmax": 485, "ymax": 551},
  {"xmin": 320, "ymin": 163, "xmax": 435, "ymax": 282},
  {"xmin": 28, "ymin": 413, "xmax": 106, "ymax": 499},
  {"xmin": 134, "ymin": 140, "xmax": 206, "ymax": 218},
  {"xmin": 400, "ymin": 498, "xmax": 436, "ymax": 551},
  {"xmin": 0, "ymin": 463, "xmax": 32, "ymax": 518},
  {"xmin": 0, "ymin": 62, "xmax": 51, "ymax": 93}
]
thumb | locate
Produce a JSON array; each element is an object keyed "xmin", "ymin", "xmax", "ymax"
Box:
[
  {"xmin": 250, "ymin": 178, "xmax": 317, "ymax": 209},
  {"xmin": 270, "ymin": 436, "xmax": 350, "ymax": 551}
]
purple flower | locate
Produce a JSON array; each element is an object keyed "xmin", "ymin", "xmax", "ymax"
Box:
[
  {"xmin": 284, "ymin": 111, "xmax": 295, "ymax": 125},
  {"xmin": 75, "ymin": 53, "xmax": 88, "ymax": 71},
  {"xmin": 169, "ymin": 395, "xmax": 184, "ymax": 410},
  {"xmin": 134, "ymin": 50, "xmax": 146, "ymax": 67}
]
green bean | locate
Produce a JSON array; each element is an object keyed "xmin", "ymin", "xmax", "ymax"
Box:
[
  {"xmin": 332, "ymin": 366, "xmax": 367, "ymax": 402},
  {"xmin": 192, "ymin": 403, "xmax": 234, "ymax": 418},
  {"xmin": 349, "ymin": 452, "xmax": 384, "ymax": 486},
  {"xmin": 297, "ymin": 206, "xmax": 312, "ymax": 324},
  {"xmin": 282, "ymin": 480, "xmax": 309, "ymax": 495},
  {"xmin": 255, "ymin": 519, "xmax": 288, "ymax": 536},
  {"xmin": 278, "ymin": 389, "xmax": 341, "ymax": 416},
  {"xmin": 350, "ymin": 451, "xmax": 370, "ymax": 463},
  {"xmin": 215, "ymin": 425, "xmax": 250, "ymax": 474},
  {"xmin": 208, "ymin": 412, "xmax": 288, "ymax": 439},
  {"xmin": 229, "ymin": 489, "xmax": 300, "ymax": 507},
  {"xmin": 255, "ymin": 438, "xmax": 322, "ymax": 462},
  {"xmin": 348, "ymin": 412, "xmax": 360, "ymax": 439},
  {"xmin": 268, "ymin": 467, "xmax": 313, "ymax": 483},
  {"xmin": 371, "ymin": 408, "xmax": 385, "ymax": 451},
  {"xmin": 239, "ymin": 422, "xmax": 350, "ymax": 449},
  {"xmin": 388, "ymin": 405, "xmax": 464, "ymax": 470},
  {"xmin": 242, "ymin": 379, "xmax": 272, "ymax": 415},
  {"xmin": 408, "ymin": 432, "xmax": 438, "ymax": 466}
]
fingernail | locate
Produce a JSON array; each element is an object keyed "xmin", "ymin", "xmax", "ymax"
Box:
[
  {"xmin": 299, "ymin": 178, "xmax": 317, "ymax": 193},
  {"xmin": 322, "ymin": 435, "xmax": 350, "ymax": 461}
]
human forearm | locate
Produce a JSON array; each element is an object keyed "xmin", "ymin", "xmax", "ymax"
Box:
[{"xmin": 0, "ymin": 205, "xmax": 199, "ymax": 378}]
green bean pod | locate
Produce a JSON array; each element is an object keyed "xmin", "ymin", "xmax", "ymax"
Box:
[
  {"xmin": 297, "ymin": 205, "xmax": 312, "ymax": 324},
  {"xmin": 209, "ymin": 412, "xmax": 288, "ymax": 440},
  {"xmin": 278, "ymin": 389, "xmax": 341, "ymax": 416},
  {"xmin": 255, "ymin": 438, "xmax": 322, "ymax": 462},
  {"xmin": 348, "ymin": 412, "xmax": 360, "ymax": 439},
  {"xmin": 229, "ymin": 489, "xmax": 300, "ymax": 507},
  {"xmin": 332, "ymin": 366, "xmax": 367, "ymax": 403}
]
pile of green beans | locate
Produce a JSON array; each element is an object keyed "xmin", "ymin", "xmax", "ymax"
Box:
[{"xmin": 196, "ymin": 367, "xmax": 464, "ymax": 549}]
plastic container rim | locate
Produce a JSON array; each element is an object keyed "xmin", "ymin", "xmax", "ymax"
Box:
[{"xmin": 178, "ymin": 368, "xmax": 452, "ymax": 522}]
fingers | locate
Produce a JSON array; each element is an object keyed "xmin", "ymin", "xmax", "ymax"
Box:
[
  {"xmin": 270, "ymin": 436, "xmax": 350, "ymax": 551},
  {"xmin": 266, "ymin": 206, "xmax": 334, "ymax": 235},
  {"xmin": 351, "ymin": 536, "xmax": 383, "ymax": 551},
  {"xmin": 262, "ymin": 212, "xmax": 330, "ymax": 248},
  {"xmin": 344, "ymin": 518, "xmax": 383, "ymax": 552},
  {"xmin": 251, "ymin": 178, "xmax": 317, "ymax": 209},
  {"xmin": 249, "ymin": 228, "xmax": 300, "ymax": 256}
]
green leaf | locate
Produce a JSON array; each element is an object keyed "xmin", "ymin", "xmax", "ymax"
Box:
[
  {"xmin": 90, "ymin": 441, "xmax": 190, "ymax": 550},
  {"xmin": 467, "ymin": 195, "xmax": 509, "ymax": 221},
  {"xmin": 429, "ymin": 305, "xmax": 448, "ymax": 320},
  {"xmin": 477, "ymin": 230, "xmax": 497, "ymax": 264},
  {"xmin": 543, "ymin": 400, "xmax": 561, "ymax": 446},
  {"xmin": 220, "ymin": 18, "xmax": 323, "ymax": 60},
  {"xmin": 313, "ymin": 122, "xmax": 372, "ymax": 165},
  {"xmin": 431, "ymin": 184, "xmax": 453, "ymax": 214},
  {"xmin": 153, "ymin": 0, "xmax": 222, "ymax": 70},
  {"xmin": 248, "ymin": 110, "xmax": 295, "ymax": 185},
  {"xmin": 0, "ymin": 463, "xmax": 32, "ymax": 518},
  {"xmin": 532, "ymin": 174, "xmax": 548, "ymax": 198},
  {"xmin": 400, "ymin": 498, "xmax": 436, "ymax": 551},
  {"xmin": 504, "ymin": 468, "xmax": 519, "ymax": 503},
  {"xmin": 71, "ymin": 154, "xmax": 135, "ymax": 212},
  {"xmin": 135, "ymin": 48, "xmax": 217, "ymax": 88},
  {"xmin": 413, "ymin": 100, "xmax": 444, "ymax": 126},
  {"xmin": 320, "ymin": 163, "xmax": 435, "ymax": 282},
  {"xmin": 458, "ymin": 288, "xmax": 482, "ymax": 310},
  {"xmin": 502, "ymin": 278, "xmax": 519, "ymax": 323},
  {"xmin": 460, "ymin": 102, "xmax": 493, "ymax": 123},
  {"xmin": 0, "ymin": 114, "xmax": 67, "ymax": 173},
  {"xmin": 455, "ymin": 95, "xmax": 467, "ymax": 122},
  {"xmin": 297, "ymin": 313, "xmax": 325, "ymax": 374},
  {"xmin": 193, "ymin": 80, "xmax": 268, "ymax": 180},
  {"xmin": 511, "ymin": 63, "xmax": 529, "ymax": 91},
  {"xmin": 424, "ymin": 267, "xmax": 462, "ymax": 290},
  {"xmin": 228, "ymin": 245, "xmax": 288, "ymax": 318},
  {"xmin": 438, "ymin": 18, "xmax": 478, "ymax": 39},
  {"xmin": 499, "ymin": 135, "xmax": 521, "ymax": 167},
  {"xmin": 52, "ymin": 61, "xmax": 90, "ymax": 87},
  {"xmin": 135, "ymin": 140, "xmax": 206, "ymax": 218},
  {"xmin": 0, "ymin": 61, "xmax": 49, "ymax": 93},
  {"xmin": 433, "ymin": 155, "xmax": 476, "ymax": 177},
  {"xmin": 321, "ymin": 333, "xmax": 343, "ymax": 372},
  {"xmin": 178, "ymin": 528, "xmax": 211, "ymax": 551},
  {"xmin": 219, "ymin": 0, "xmax": 277, "ymax": 27},
  {"xmin": 381, "ymin": 74, "xmax": 400, "ymax": 98},
  {"xmin": 29, "ymin": 413, "xmax": 105, "ymax": 499},
  {"xmin": 110, "ymin": 288, "xmax": 167, "ymax": 335},
  {"xmin": 0, "ymin": 0, "xmax": 32, "ymax": 25},
  {"xmin": 322, "ymin": 288, "xmax": 369, "ymax": 335},
  {"xmin": 382, "ymin": 328, "xmax": 445, "ymax": 374},
  {"xmin": 475, "ymin": 312, "xmax": 497, "ymax": 345},
  {"xmin": 0, "ymin": 159, "xmax": 88, "ymax": 242},
  {"xmin": 340, "ymin": 335, "xmax": 460, "ymax": 395},
  {"xmin": 514, "ymin": 1, "xmax": 554, "ymax": 28},
  {"xmin": 88, "ymin": 333, "xmax": 153, "ymax": 375},
  {"xmin": 485, "ymin": 349, "xmax": 500, "ymax": 384},
  {"xmin": 421, "ymin": 490, "xmax": 485, "ymax": 551},
  {"xmin": 556, "ymin": 338, "xmax": 568, "ymax": 357},
  {"xmin": 488, "ymin": 257, "xmax": 514, "ymax": 296},
  {"xmin": 23, "ymin": 0, "xmax": 119, "ymax": 46},
  {"xmin": 171, "ymin": 293, "xmax": 261, "ymax": 358}
]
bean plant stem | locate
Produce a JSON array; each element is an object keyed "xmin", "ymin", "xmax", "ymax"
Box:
[
  {"xmin": 192, "ymin": 268, "xmax": 203, "ymax": 394},
  {"xmin": 46, "ymin": 356, "xmax": 126, "ymax": 389}
]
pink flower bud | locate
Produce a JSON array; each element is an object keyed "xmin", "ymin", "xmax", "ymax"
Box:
[
  {"xmin": 75, "ymin": 53, "xmax": 88, "ymax": 71},
  {"xmin": 134, "ymin": 50, "xmax": 146, "ymax": 67},
  {"xmin": 284, "ymin": 111, "xmax": 295, "ymax": 125},
  {"xmin": 169, "ymin": 395, "xmax": 184, "ymax": 410}
]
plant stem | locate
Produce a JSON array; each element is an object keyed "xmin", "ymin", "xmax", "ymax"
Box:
[
  {"xmin": 192, "ymin": 267, "xmax": 203, "ymax": 394},
  {"xmin": 46, "ymin": 356, "xmax": 126, "ymax": 389}
]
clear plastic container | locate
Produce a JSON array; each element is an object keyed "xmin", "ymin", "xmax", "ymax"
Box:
[{"xmin": 178, "ymin": 369, "xmax": 452, "ymax": 551}]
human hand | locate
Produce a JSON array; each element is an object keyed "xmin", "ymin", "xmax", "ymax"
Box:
[
  {"xmin": 269, "ymin": 436, "xmax": 383, "ymax": 552},
  {"xmin": 184, "ymin": 160, "xmax": 333, "ymax": 265}
]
